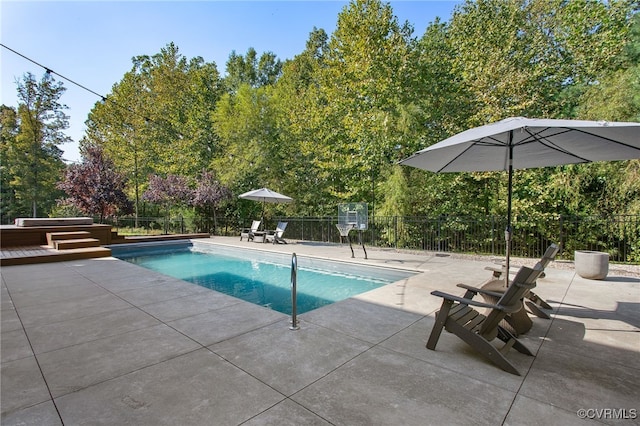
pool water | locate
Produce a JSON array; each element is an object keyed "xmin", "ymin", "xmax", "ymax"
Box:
[{"xmin": 112, "ymin": 242, "xmax": 414, "ymax": 315}]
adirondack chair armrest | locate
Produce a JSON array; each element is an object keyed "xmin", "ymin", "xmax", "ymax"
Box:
[
  {"xmin": 456, "ymin": 283, "xmax": 505, "ymax": 299},
  {"xmin": 452, "ymin": 285, "xmax": 524, "ymax": 313},
  {"xmin": 484, "ymin": 265, "xmax": 503, "ymax": 273},
  {"xmin": 430, "ymin": 290, "xmax": 502, "ymax": 310},
  {"xmin": 484, "ymin": 265, "xmax": 518, "ymax": 276},
  {"xmin": 498, "ymin": 302, "xmax": 524, "ymax": 314}
]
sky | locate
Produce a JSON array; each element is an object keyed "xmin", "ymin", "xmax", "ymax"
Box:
[{"xmin": 1, "ymin": 0, "xmax": 462, "ymax": 163}]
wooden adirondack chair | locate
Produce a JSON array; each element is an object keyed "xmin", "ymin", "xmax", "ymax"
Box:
[
  {"xmin": 265, "ymin": 222, "xmax": 288, "ymax": 244},
  {"xmin": 480, "ymin": 243, "xmax": 560, "ymax": 327},
  {"xmin": 426, "ymin": 264, "xmax": 544, "ymax": 375},
  {"xmin": 240, "ymin": 220, "xmax": 261, "ymax": 241}
]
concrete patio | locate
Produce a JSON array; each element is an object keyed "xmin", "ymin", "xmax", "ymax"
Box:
[{"xmin": 1, "ymin": 236, "xmax": 639, "ymax": 425}]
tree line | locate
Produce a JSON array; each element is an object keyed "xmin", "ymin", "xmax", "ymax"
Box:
[{"xmin": 2, "ymin": 0, "xmax": 638, "ymax": 231}]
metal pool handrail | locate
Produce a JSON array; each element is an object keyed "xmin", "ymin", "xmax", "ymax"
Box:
[{"xmin": 290, "ymin": 253, "xmax": 300, "ymax": 330}]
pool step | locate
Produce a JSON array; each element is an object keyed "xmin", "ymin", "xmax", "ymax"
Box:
[
  {"xmin": 54, "ymin": 238, "xmax": 101, "ymax": 250},
  {"xmin": 47, "ymin": 231, "xmax": 92, "ymax": 247}
]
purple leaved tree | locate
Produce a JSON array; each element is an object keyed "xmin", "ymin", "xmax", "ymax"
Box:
[
  {"xmin": 58, "ymin": 145, "xmax": 133, "ymax": 223},
  {"xmin": 192, "ymin": 170, "xmax": 231, "ymax": 233},
  {"xmin": 142, "ymin": 174, "xmax": 193, "ymax": 234}
]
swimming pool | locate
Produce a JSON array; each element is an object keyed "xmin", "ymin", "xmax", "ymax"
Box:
[{"xmin": 111, "ymin": 241, "xmax": 415, "ymax": 315}]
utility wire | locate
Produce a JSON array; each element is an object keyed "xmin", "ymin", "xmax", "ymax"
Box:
[
  {"xmin": 1, "ymin": 43, "xmax": 155, "ymax": 125},
  {"xmin": 1, "ymin": 43, "xmax": 106, "ymax": 101},
  {"xmin": 1, "ymin": 44, "xmax": 263, "ymax": 165}
]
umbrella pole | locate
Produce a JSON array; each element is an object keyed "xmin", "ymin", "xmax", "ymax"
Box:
[{"xmin": 505, "ymin": 136, "xmax": 514, "ymax": 286}]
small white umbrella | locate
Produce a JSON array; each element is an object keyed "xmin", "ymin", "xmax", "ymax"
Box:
[
  {"xmin": 399, "ymin": 117, "xmax": 640, "ymax": 278},
  {"xmin": 239, "ymin": 187, "xmax": 293, "ymax": 229}
]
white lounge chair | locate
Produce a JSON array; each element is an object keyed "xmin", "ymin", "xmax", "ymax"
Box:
[
  {"xmin": 240, "ymin": 220, "xmax": 261, "ymax": 241},
  {"xmin": 265, "ymin": 222, "xmax": 288, "ymax": 244}
]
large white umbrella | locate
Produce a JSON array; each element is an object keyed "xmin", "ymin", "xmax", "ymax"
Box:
[
  {"xmin": 239, "ymin": 187, "xmax": 293, "ymax": 229},
  {"xmin": 399, "ymin": 117, "xmax": 640, "ymax": 277}
]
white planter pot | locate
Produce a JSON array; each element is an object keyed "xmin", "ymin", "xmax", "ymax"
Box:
[{"xmin": 574, "ymin": 250, "xmax": 609, "ymax": 280}]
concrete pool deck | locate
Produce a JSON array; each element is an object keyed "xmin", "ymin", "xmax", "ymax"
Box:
[{"xmin": 1, "ymin": 236, "xmax": 639, "ymax": 425}]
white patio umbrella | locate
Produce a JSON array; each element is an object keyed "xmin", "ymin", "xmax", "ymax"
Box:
[
  {"xmin": 239, "ymin": 187, "xmax": 293, "ymax": 229},
  {"xmin": 399, "ymin": 117, "xmax": 640, "ymax": 278}
]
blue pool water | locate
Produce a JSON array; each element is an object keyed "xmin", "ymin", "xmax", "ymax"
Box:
[{"xmin": 111, "ymin": 241, "xmax": 414, "ymax": 315}]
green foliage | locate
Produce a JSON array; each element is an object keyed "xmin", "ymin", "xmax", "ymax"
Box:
[
  {"xmin": 402, "ymin": 0, "xmax": 637, "ymax": 225},
  {"xmin": 84, "ymin": 43, "xmax": 223, "ymax": 219},
  {"xmin": 0, "ymin": 105, "xmax": 19, "ymax": 222},
  {"xmin": 1, "ymin": 72, "xmax": 68, "ymax": 219},
  {"xmin": 224, "ymin": 47, "xmax": 283, "ymax": 91},
  {"xmin": 300, "ymin": 0, "xmax": 427, "ymax": 211},
  {"xmin": 5, "ymin": 0, "xmax": 635, "ymax": 241},
  {"xmin": 50, "ymin": 198, "xmax": 84, "ymax": 218}
]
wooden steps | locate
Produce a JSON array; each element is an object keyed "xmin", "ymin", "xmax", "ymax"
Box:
[
  {"xmin": 47, "ymin": 231, "xmax": 92, "ymax": 246},
  {"xmin": 1, "ymin": 231, "xmax": 111, "ymax": 265},
  {"xmin": 1, "ymin": 246, "xmax": 112, "ymax": 266},
  {"xmin": 54, "ymin": 238, "xmax": 101, "ymax": 250},
  {"xmin": 2, "ymin": 232, "xmax": 208, "ymax": 266},
  {"xmin": 47, "ymin": 231, "xmax": 102, "ymax": 250}
]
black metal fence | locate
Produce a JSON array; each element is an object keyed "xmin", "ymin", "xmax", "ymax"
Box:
[
  {"xmin": 109, "ymin": 216, "xmax": 187, "ymax": 235},
  {"xmin": 100, "ymin": 214, "xmax": 640, "ymax": 264}
]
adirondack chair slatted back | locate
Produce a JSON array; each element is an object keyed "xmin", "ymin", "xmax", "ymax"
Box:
[
  {"xmin": 275, "ymin": 222, "xmax": 287, "ymax": 237},
  {"xmin": 537, "ymin": 243, "xmax": 560, "ymax": 269},
  {"xmin": 251, "ymin": 220, "xmax": 261, "ymax": 232},
  {"xmin": 479, "ymin": 264, "xmax": 543, "ymax": 339}
]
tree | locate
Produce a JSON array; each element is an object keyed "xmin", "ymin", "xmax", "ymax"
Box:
[
  {"xmin": 3, "ymin": 72, "xmax": 69, "ymax": 218},
  {"xmin": 58, "ymin": 145, "xmax": 133, "ymax": 222},
  {"xmin": 84, "ymin": 43, "xmax": 223, "ymax": 221},
  {"xmin": 192, "ymin": 170, "xmax": 231, "ymax": 233},
  {"xmin": 224, "ymin": 47, "xmax": 283, "ymax": 92},
  {"xmin": 65, "ymin": 0, "xmax": 638, "ymax": 230},
  {"xmin": 212, "ymin": 84, "xmax": 277, "ymax": 188},
  {"xmin": 404, "ymin": 0, "xmax": 637, "ymax": 223},
  {"xmin": 311, "ymin": 0, "xmax": 423, "ymax": 210},
  {"xmin": 142, "ymin": 174, "xmax": 192, "ymax": 233},
  {"xmin": 212, "ymin": 47, "xmax": 290, "ymax": 221},
  {"xmin": 0, "ymin": 105, "xmax": 19, "ymax": 223},
  {"xmin": 568, "ymin": 10, "xmax": 640, "ymax": 216},
  {"xmin": 268, "ymin": 28, "xmax": 333, "ymax": 215}
]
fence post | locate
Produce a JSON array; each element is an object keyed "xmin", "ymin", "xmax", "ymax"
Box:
[
  {"xmin": 437, "ymin": 216, "xmax": 442, "ymax": 252},
  {"xmin": 491, "ymin": 216, "xmax": 495, "ymax": 255},
  {"xmin": 394, "ymin": 216, "xmax": 398, "ymax": 249},
  {"xmin": 559, "ymin": 214, "xmax": 564, "ymax": 260}
]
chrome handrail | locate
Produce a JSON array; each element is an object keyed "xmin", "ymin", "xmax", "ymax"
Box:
[{"xmin": 290, "ymin": 253, "xmax": 299, "ymax": 330}]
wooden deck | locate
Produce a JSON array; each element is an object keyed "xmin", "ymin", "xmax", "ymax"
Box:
[
  {"xmin": 0, "ymin": 245, "xmax": 112, "ymax": 266},
  {"xmin": 0, "ymin": 233, "xmax": 211, "ymax": 266},
  {"xmin": 0, "ymin": 224, "xmax": 113, "ymax": 247}
]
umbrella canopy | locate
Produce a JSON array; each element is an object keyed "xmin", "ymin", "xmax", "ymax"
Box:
[
  {"xmin": 239, "ymin": 187, "xmax": 292, "ymax": 229},
  {"xmin": 399, "ymin": 117, "xmax": 640, "ymax": 278},
  {"xmin": 239, "ymin": 187, "xmax": 293, "ymax": 204}
]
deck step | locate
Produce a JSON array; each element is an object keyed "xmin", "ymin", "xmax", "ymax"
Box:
[
  {"xmin": 54, "ymin": 238, "xmax": 101, "ymax": 250},
  {"xmin": 0, "ymin": 246, "xmax": 112, "ymax": 266},
  {"xmin": 47, "ymin": 231, "xmax": 92, "ymax": 247}
]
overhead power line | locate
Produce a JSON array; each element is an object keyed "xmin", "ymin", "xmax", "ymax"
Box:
[
  {"xmin": 0, "ymin": 44, "xmax": 266, "ymax": 166},
  {"xmin": 1, "ymin": 43, "xmax": 155, "ymax": 126}
]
